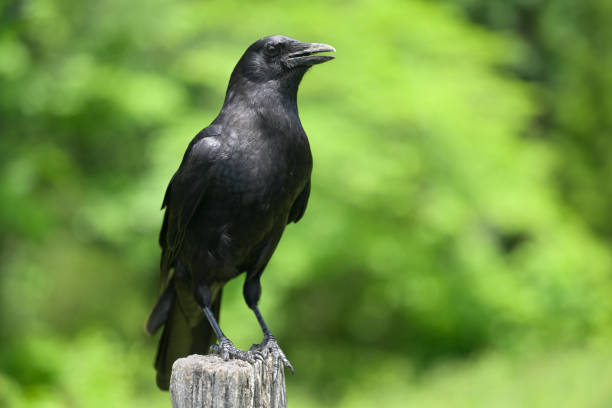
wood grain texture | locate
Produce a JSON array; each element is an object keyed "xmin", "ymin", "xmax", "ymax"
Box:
[{"xmin": 170, "ymin": 354, "xmax": 287, "ymax": 408}]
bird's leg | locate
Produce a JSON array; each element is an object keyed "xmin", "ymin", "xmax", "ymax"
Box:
[
  {"xmin": 197, "ymin": 285, "xmax": 262, "ymax": 363},
  {"xmin": 251, "ymin": 305, "xmax": 294, "ymax": 373},
  {"xmin": 202, "ymin": 306, "xmax": 259, "ymax": 362},
  {"xmin": 243, "ymin": 276, "xmax": 294, "ymax": 373}
]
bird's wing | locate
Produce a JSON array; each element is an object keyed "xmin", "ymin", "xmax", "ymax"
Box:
[
  {"xmin": 158, "ymin": 125, "xmax": 222, "ymax": 288},
  {"xmin": 288, "ymin": 180, "xmax": 311, "ymax": 224}
]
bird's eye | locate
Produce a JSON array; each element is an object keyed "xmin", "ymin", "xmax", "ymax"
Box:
[{"xmin": 264, "ymin": 43, "xmax": 280, "ymax": 57}]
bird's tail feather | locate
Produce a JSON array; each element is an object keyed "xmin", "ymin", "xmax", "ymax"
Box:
[
  {"xmin": 152, "ymin": 285, "xmax": 222, "ymax": 390},
  {"xmin": 146, "ymin": 279, "xmax": 176, "ymax": 335}
]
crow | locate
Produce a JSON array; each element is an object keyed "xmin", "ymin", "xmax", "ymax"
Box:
[{"xmin": 145, "ymin": 35, "xmax": 335, "ymax": 390}]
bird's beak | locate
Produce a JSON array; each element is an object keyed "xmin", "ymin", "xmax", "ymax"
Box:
[{"xmin": 285, "ymin": 42, "xmax": 336, "ymax": 68}]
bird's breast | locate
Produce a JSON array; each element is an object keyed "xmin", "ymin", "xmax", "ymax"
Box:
[{"xmin": 218, "ymin": 129, "xmax": 310, "ymax": 196}]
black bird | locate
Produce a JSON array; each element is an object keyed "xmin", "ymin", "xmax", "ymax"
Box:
[{"xmin": 145, "ymin": 35, "xmax": 335, "ymax": 390}]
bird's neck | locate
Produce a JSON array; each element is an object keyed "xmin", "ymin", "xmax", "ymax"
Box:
[{"xmin": 221, "ymin": 77, "xmax": 300, "ymax": 117}]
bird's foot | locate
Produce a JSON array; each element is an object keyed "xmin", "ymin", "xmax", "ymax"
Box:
[
  {"xmin": 210, "ymin": 338, "xmax": 264, "ymax": 364},
  {"xmin": 250, "ymin": 335, "xmax": 294, "ymax": 374}
]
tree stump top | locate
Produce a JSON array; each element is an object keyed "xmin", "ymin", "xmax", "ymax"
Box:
[{"xmin": 170, "ymin": 354, "xmax": 287, "ymax": 408}]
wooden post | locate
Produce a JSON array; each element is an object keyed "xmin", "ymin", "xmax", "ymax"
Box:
[{"xmin": 170, "ymin": 354, "xmax": 287, "ymax": 408}]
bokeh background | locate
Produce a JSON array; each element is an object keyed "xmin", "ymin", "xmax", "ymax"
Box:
[{"xmin": 1, "ymin": 0, "xmax": 612, "ymax": 406}]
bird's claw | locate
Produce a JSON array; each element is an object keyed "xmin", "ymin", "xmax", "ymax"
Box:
[
  {"xmin": 209, "ymin": 338, "xmax": 260, "ymax": 364},
  {"xmin": 257, "ymin": 335, "xmax": 294, "ymax": 374},
  {"xmin": 209, "ymin": 337, "xmax": 292, "ymax": 374},
  {"xmin": 249, "ymin": 345, "xmax": 266, "ymax": 362}
]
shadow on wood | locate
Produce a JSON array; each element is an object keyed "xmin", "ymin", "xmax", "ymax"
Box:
[{"xmin": 170, "ymin": 354, "xmax": 287, "ymax": 408}]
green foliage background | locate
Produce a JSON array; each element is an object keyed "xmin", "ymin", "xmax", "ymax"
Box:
[{"xmin": 1, "ymin": 0, "xmax": 611, "ymax": 406}]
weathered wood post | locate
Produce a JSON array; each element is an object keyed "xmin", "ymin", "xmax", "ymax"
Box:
[{"xmin": 170, "ymin": 354, "xmax": 287, "ymax": 408}]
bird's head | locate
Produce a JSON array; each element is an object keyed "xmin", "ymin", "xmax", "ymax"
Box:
[{"xmin": 230, "ymin": 35, "xmax": 335, "ymax": 91}]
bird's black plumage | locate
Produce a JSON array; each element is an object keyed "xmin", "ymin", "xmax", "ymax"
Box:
[{"xmin": 146, "ymin": 35, "xmax": 335, "ymax": 390}]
